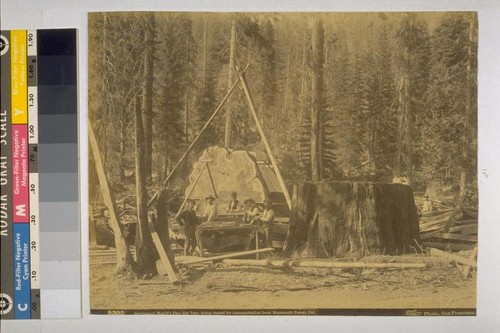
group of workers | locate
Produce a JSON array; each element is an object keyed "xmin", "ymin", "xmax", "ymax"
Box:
[{"xmin": 176, "ymin": 192, "xmax": 275, "ymax": 256}]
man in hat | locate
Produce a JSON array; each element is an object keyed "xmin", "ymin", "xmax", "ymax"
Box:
[
  {"xmin": 201, "ymin": 195, "xmax": 218, "ymax": 223},
  {"xmin": 226, "ymin": 192, "xmax": 242, "ymax": 212},
  {"xmin": 176, "ymin": 199, "xmax": 200, "ymax": 256},
  {"xmin": 243, "ymin": 198, "xmax": 262, "ymax": 224},
  {"xmin": 251, "ymin": 198, "xmax": 275, "ymax": 248}
]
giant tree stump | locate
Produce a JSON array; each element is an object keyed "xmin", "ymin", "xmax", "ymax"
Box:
[{"xmin": 283, "ymin": 181, "xmax": 421, "ymax": 258}]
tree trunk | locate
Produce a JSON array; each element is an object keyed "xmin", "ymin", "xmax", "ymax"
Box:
[
  {"xmin": 184, "ymin": 91, "xmax": 189, "ymax": 143},
  {"xmin": 403, "ymin": 74, "xmax": 413, "ymax": 185},
  {"xmin": 88, "ymin": 122, "xmax": 134, "ymax": 275},
  {"xmin": 297, "ymin": 33, "xmax": 308, "ymax": 167},
  {"xmin": 458, "ymin": 17, "xmax": 476, "ymax": 208},
  {"xmin": 119, "ymin": 116, "xmax": 126, "ymax": 182},
  {"xmin": 142, "ymin": 13, "xmax": 155, "ymax": 179},
  {"xmin": 224, "ymin": 19, "xmax": 237, "ymax": 148},
  {"xmin": 311, "ymin": 19, "xmax": 324, "ymax": 182},
  {"xmin": 156, "ymin": 189, "xmax": 177, "ymax": 271},
  {"xmin": 283, "ymin": 53, "xmax": 290, "ymax": 117},
  {"xmin": 201, "ymin": 17, "xmax": 208, "ymax": 96},
  {"xmin": 134, "ymin": 96, "xmax": 157, "ymax": 276},
  {"xmin": 395, "ymin": 72, "xmax": 412, "ymax": 184},
  {"xmin": 284, "ymin": 181, "xmax": 421, "ymax": 258}
]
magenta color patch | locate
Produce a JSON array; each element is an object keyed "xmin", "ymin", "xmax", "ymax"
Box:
[{"xmin": 12, "ymin": 124, "xmax": 29, "ymax": 223}]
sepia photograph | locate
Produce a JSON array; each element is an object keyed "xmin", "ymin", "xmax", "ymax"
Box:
[{"xmin": 88, "ymin": 11, "xmax": 477, "ymax": 315}]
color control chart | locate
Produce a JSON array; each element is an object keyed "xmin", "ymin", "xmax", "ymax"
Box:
[{"xmin": 0, "ymin": 29, "xmax": 80, "ymax": 319}]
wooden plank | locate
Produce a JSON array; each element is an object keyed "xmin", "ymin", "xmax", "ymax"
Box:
[
  {"xmin": 422, "ymin": 241, "xmax": 475, "ymax": 252},
  {"xmin": 430, "ymin": 233, "xmax": 477, "ymax": 243},
  {"xmin": 222, "ymin": 259, "xmax": 427, "ymax": 269},
  {"xmin": 89, "ymin": 249, "xmax": 136, "ymax": 256},
  {"xmin": 420, "ymin": 218, "xmax": 452, "ymax": 228},
  {"xmin": 420, "ymin": 223, "xmax": 448, "ymax": 234},
  {"xmin": 452, "ymin": 219, "xmax": 478, "ymax": 225},
  {"xmin": 288, "ymin": 261, "xmax": 427, "ymax": 269},
  {"xmin": 420, "ymin": 208, "xmax": 454, "ymax": 218},
  {"xmin": 446, "ymin": 224, "xmax": 478, "ymax": 234},
  {"xmin": 149, "ymin": 224, "xmax": 179, "ymax": 283},
  {"xmin": 89, "ymin": 245, "xmax": 109, "ymax": 251},
  {"xmin": 421, "ymin": 232, "xmax": 441, "ymax": 240},
  {"xmin": 138, "ymin": 280, "xmax": 171, "ymax": 286},
  {"xmin": 89, "ymin": 122, "xmax": 134, "ymax": 271},
  {"xmin": 181, "ymin": 247, "xmax": 275, "ymax": 265},
  {"xmin": 429, "ymin": 248, "xmax": 477, "ymax": 268},
  {"xmin": 199, "ymin": 224, "xmax": 255, "ymax": 231},
  {"xmin": 419, "ymin": 212, "xmax": 454, "ymax": 224},
  {"xmin": 464, "ymin": 208, "xmax": 478, "ymax": 218}
]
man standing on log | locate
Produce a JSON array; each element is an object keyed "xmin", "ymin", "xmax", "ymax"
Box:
[
  {"xmin": 251, "ymin": 199, "xmax": 275, "ymax": 248},
  {"xmin": 176, "ymin": 199, "xmax": 200, "ymax": 256}
]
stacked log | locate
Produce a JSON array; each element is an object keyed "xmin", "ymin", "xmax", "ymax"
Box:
[
  {"xmin": 416, "ymin": 198, "xmax": 478, "ymax": 251},
  {"xmin": 284, "ymin": 181, "xmax": 421, "ymax": 258}
]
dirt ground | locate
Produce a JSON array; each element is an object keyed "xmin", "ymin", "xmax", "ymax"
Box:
[{"xmin": 89, "ymin": 249, "xmax": 476, "ymax": 314}]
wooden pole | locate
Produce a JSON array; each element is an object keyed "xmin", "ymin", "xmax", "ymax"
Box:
[
  {"xmin": 223, "ymin": 259, "xmax": 427, "ymax": 269},
  {"xmin": 89, "ymin": 213, "xmax": 97, "ymax": 247},
  {"xmin": 175, "ymin": 162, "xmax": 207, "ymax": 217},
  {"xmin": 180, "ymin": 247, "xmax": 275, "ymax": 265},
  {"xmin": 237, "ymin": 70, "xmax": 292, "ymax": 209},
  {"xmin": 205, "ymin": 163, "xmax": 218, "ymax": 198},
  {"xmin": 147, "ymin": 65, "xmax": 248, "ymax": 208},
  {"xmin": 224, "ymin": 19, "xmax": 237, "ymax": 148},
  {"xmin": 149, "ymin": 223, "xmax": 179, "ymax": 283},
  {"xmin": 88, "ymin": 122, "xmax": 133, "ymax": 272},
  {"xmin": 255, "ymin": 230, "xmax": 259, "ymax": 260}
]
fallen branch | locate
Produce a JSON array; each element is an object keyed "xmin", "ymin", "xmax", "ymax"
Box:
[
  {"xmin": 422, "ymin": 242, "xmax": 474, "ymax": 252},
  {"xmin": 451, "ymin": 219, "xmax": 478, "ymax": 225},
  {"xmin": 420, "ymin": 210, "xmax": 454, "ymax": 221},
  {"xmin": 446, "ymin": 224, "xmax": 478, "ymax": 234},
  {"xmin": 430, "ymin": 233, "xmax": 477, "ymax": 243},
  {"xmin": 222, "ymin": 259, "xmax": 427, "ymax": 269},
  {"xmin": 419, "ymin": 214, "xmax": 453, "ymax": 227},
  {"xmin": 420, "ymin": 208, "xmax": 453, "ymax": 218},
  {"xmin": 428, "ymin": 248, "xmax": 477, "ymax": 268},
  {"xmin": 179, "ymin": 248, "xmax": 275, "ymax": 266}
]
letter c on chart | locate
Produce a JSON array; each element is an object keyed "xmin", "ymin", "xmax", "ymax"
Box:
[{"xmin": 18, "ymin": 303, "xmax": 28, "ymax": 312}]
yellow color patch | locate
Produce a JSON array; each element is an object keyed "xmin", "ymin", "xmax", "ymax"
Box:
[{"xmin": 11, "ymin": 30, "xmax": 27, "ymax": 124}]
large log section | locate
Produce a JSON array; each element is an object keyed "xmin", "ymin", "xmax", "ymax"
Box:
[{"xmin": 283, "ymin": 181, "xmax": 421, "ymax": 258}]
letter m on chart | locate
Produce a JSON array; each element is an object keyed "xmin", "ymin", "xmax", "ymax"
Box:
[{"xmin": 15, "ymin": 204, "xmax": 26, "ymax": 218}]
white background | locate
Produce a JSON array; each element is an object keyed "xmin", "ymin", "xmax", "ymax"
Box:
[{"xmin": 2, "ymin": 0, "xmax": 500, "ymax": 332}]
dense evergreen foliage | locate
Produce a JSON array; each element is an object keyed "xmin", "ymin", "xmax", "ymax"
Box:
[{"xmin": 89, "ymin": 12, "xmax": 477, "ymax": 206}]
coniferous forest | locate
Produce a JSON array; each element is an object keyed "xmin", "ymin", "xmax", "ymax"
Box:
[
  {"xmin": 88, "ymin": 12, "xmax": 478, "ymax": 312},
  {"xmin": 88, "ymin": 11, "xmax": 477, "ymax": 227}
]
